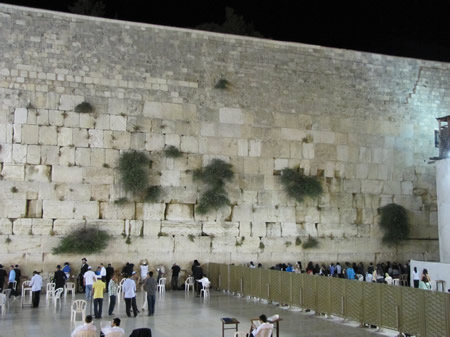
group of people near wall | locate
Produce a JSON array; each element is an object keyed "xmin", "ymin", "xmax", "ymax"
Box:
[{"xmin": 0, "ymin": 264, "xmax": 21, "ymax": 296}]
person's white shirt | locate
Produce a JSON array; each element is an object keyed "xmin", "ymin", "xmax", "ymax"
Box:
[
  {"xmin": 140, "ymin": 264, "xmax": 149, "ymax": 279},
  {"xmin": 413, "ymin": 270, "xmax": 420, "ymax": 280},
  {"xmin": 198, "ymin": 276, "xmax": 210, "ymax": 288},
  {"xmin": 84, "ymin": 270, "xmax": 97, "ymax": 286},
  {"xmin": 30, "ymin": 274, "xmax": 43, "ymax": 291},
  {"xmin": 365, "ymin": 273, "xmax": 373, "ymax": 283},
  {"xmin": 71, "ymin": 322, "xmax": 96, "ymax": 337},
  {"xmin": 252, "ymin": 322, "xmax": 273, "ymax": 337},
  {"xmin": 100, "ymin": 266, "xmax": 107, "ymax": 278},
  {"xmin": 122, "ymin": 278, "xmax": 136, "ymax": 298},
  {"xmin": 102, "ymin": 326, "xmax": 125, "ymax": 336}
]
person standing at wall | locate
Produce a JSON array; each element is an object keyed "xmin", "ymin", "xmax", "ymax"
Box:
[
  {"xmin": 122, "ymin": 273, "xmax": 139, "ymax": 317},
  {"xmin": 92, "ymin": 275, "xmax": 106, "ymax": 319},
  {"xmin": 106, "ymin": 263, "xmax": 114, "ymax": 288},
  {"xmin": 79, "ymin": 258, "xmax": 89, "ymax": 293},
  {"xmin": 8, "ymin": 265, "xmax": 16, "ymax": 297},
  {"xmin": 144, "ymin": 271, "xmax": 157, "ymax": 316},
  {"xmin": 14, "ymin": 264, "xmax": 21, "ymax": 294},
  {"xmin": 54, "ymin": 264, "xmax": 66, "ymax": 290},
  {"xmin": 100, "ymin": 263, "xmax": 107, "ymax": 282},
  {"xmin": 108, "ymin": 274, "xmax": 118, "ymax": 316},
  {"xmin": 412, "ymin": 267, "xmax": 420, "ymax": 288},
  {"xmin": 29, "ymin": 271, "xmax": 42, "ymax": 308},
  {"xmin": 171, "ymin": 263, "xmax": 181, "ymax": 290},
  {"xmin": 84, "ymin": 266, "xmax": 96, "ymax": 301},
  {"xmin": 62, "ymin": 262, "xmax": 71, "ymax": 280}
]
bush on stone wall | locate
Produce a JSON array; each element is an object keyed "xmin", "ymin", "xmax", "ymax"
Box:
[
  {"xmin": 302, "ymin": 236, "xmax": 319, "ymax": 249},
  {"xmin": 193, "ymin": 159, "xmax": 234, "ymax": 214},
  {"xmin": 379, "ymin": 203, "xmax": 410, "ymax": 245},
  {"xmin": 74, "ymin": 102, "xmax": 94, "ymax": 113},
  {"xmin": 52, "ymin": 227, "xmax": 111, "ymax": 254},
  {"xmin": 280, "ymin": 167, "xmax": 323, "ymax": 203},
  {"xmin": 164, "ymin": 145, "xmax": 182, "ymax": 158}
]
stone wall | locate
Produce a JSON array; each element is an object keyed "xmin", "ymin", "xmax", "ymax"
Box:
[{"xmin": 0, "ymin": 4, "xmax": 448, "ymax": 275}]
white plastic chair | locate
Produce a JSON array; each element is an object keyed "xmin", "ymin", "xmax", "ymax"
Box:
[
  {"xmin": 64, "ymin": 282, "xmax": 75, "ymax": 298},
  {"xmin": 52, "ymin": 288, "xmax": 63, "ymax": 305},
  {"xmin": 117, "ymin": 285, "xmax": 122, "ymax": 305},
  {"xmin": 74, "ymin": 330, "xmax": 97, "ymax": 337},
  {"xmin": 119, "ymin": 278, "xmax": 126, "ymax": 286},
  {"xmin": 21, "ymin": 281, "xmax": 33, "ymax": 307},
  {"xmin": 71, "ymin": 299, "xmax": 87, "ymax": 322},
  {"xmin": 157, "ymin": 278, "xmax": 166, "ymax": 293},
  {"xmin": 184, "ymin": 276, "xmax": 194, "ymax": 292},
  {"xmin": 104, "ymin": 331, "xmax": 124, "ymax": 337},
  {"xmin": 0, "ymin": 294, "xmax": 6, "ymax": 315},
  {"xmin": 12, "ymin": 281, "xmax": 17, "ymax": 291},
  {"xmin": 393, "ymin": 279, "xmax": 400, "ymax": 286},
  {"xmin": 234, "ymin": 332, "xmax": 247, "ymax": 337},
  {"xmin": 200, "ymin": 282, "xmax": 211, "ymax": 298},
  {"xmin": 46, "ymin": 283, "xmax": 56, "ymax": 299}
]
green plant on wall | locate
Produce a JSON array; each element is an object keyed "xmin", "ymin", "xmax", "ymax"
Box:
[
  {"xmin": 379, "ymin": 203, "xmax": 410, "ymax": 245},
  {"xmin": 214, "ymin": 78, "xmax": 231, "ymax": 89},
  {"xmin": 164, "ymin": 145, "xmax": 182, "ymax": 158},
  {"xmin": 280, "ymin": 167, "xmax": 323, "ymax": 203},
  {"xmin": 193, "ymin": 159, "xmax": 234, "ymax": 214},
  {"xmin": 52, "ymin": 227, "xmax": 111, "ymax": 254},
  {"xmin": 302, "ymin": 236, "xmax": 319, "ymax": 249},
  {"xmin": 117, "ymin": 151, "xmax": 161, "ymax": 203},
  {"xmin": 74, "ymin": 102, "xmax": 94, "ymax": 113}
]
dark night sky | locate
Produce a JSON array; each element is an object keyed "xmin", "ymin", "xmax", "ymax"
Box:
[{"xmin": 2, "ymin": 0, "xmax": 450, "ymax": 62}]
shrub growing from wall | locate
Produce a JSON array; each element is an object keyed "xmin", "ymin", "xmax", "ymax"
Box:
[
  {"xmin": 53, "ymin": 227, "xmax": 111, "ymax": 254},
  {"xmin": 379, "ymin": 203, "xmax": 410, "ymax": 245},
  {"xmin": 280, "ymin": 167, "xmax": 323, "ymax": 203}
]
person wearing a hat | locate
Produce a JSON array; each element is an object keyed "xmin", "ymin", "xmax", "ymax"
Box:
[
  {"xmin": 62, "ymin": 262, "xmax": 71, "ymax": 279},
  {"xmin": 54, "ymin": 264, "xmax": 66, "ymax": 290},
  {"xmin": 83, "ymin": 266, "xmax": 97, "ymax": 301},
  {"xmin": 79, "ymin": 258, "xmax": 89, "ymax": 293},
  {"xmin": 0, "ymin": 264, "xmax": 6, "ymax": 292},
  {"xmin": 171, "ymin": 263, "xmax": 181, "ymax": 290},
  {"xmin": 30, "ymin": 271, "xmax": 42, "ymax": 308},
  {"xmin": 92, "ymin": 275, "xmax": 106, "ymax": 319},
  {"xmin": 122, "ymin": 273, "xmax": 139, "ymax": 317}
]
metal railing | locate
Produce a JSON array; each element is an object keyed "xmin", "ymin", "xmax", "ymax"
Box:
[{"xmin": 207, "ymin": 263, "xmax": 450, "ymax": 337}]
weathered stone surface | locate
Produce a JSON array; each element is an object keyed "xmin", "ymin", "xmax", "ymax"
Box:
[
  {"xmin": 165, "ymin": 204, "xmax": 193, "ymax": 221},
  {"xmin": 43, "ymin": 200, "xmax": 74, "ymax": 219}
]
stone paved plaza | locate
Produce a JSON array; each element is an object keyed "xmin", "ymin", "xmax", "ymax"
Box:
[{"xmin": 0, "ymin": 290, "xmax": 397, "ymax": 337}]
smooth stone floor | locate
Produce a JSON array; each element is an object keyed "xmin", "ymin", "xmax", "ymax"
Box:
[{"xmin": 0, "ymin": 290, "xmax": 397, "ymax": 337}]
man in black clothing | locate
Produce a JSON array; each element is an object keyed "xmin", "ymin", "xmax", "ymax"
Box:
[
  {"xmin": 0, "ymin": 264, "xmax": 6, "ymax": 292},
  {"xmin": 54, "ymin": 265, "xmax": 66, "ymax": 290},
  {"xmin": 106, "ymin": 263, "xmax": 114, "ymax": 288},
  {"xmin": 171, "ymin": 263, "xmax": 181, "ymax": 290},
  {"xmin": 79, "ymin": 258, "xmax": 89, "ymax": 293}
]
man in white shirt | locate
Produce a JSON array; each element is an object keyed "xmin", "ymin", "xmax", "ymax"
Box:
[
  {"xmin": 29, "ymin": 271, "xmax": 42, "ymax": 308},
  {"xmin": 101, "ymin": 317, "xmax": 125, "ymax": 337},
  {"xmin": 122, "ymin": 273, "xmax": 139, "ymax": 317},
  {"xmin": 100, "ymin": 263, "xmax": 107, "ymax": 282},
  {"xmin": 250, "ymin": 314, "xmax": 274, "ymax": 337},
  {"xmin": 71, "ymin": 315, "xmax": 96, "ymax": 337},
  {"xmin": 84, "ymin": 266, "xmax": 97, "ymax": 301}
]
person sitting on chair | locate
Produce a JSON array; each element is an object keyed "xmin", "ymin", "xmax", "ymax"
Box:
[
  {"xmin": 101, "ymin": 317, "xmax": 125, "ymax": 337},
  {"xmin": 71, "ymin": 315, "xmax": 96, "ymax": 337},
  {"xmin": 249, "ymin": 314, "xmax": 274, "ymax": 337}
]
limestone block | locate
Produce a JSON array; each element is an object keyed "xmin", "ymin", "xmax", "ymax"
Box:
[
  {"xmin": 305, "ymin": 207, "xmax": 320, "ymax": 223},
  {"xmin": 13, "ymin": 124, "xmax": 22, "ymax": 143},
  {"xmin": 143, "ymin": 101, "xmax": 183, "ymax": 120},
  {"xmin": 266, "ymin": 222, "xmax": 281, "ymax": 237},
  {"xmin": 59, "ymin": 94, "xmax": 84, "ymax": 111},
  {"xmin": 280, "ymin": 128, "xmax": 305, "ymax": 141},
  {"xmin": 96, "ymin": 114, "xmax": 110, "ymax": 130},
  {"xmin": 382, "ymin": 181, "xmax": 401, "ymax": 195},
  {"xmin": 180, "ymin": 136, "xmax": 198, "ymax": 153},
  {"xmin": 2, "ymin": 164, "xmax": 25, "ymax": 181},
  {"xmin": 356, "ymin": 164, "xmax": 369, "ymax": 179},
  {"xmin": 199, "ymin": 137, "xmax": 238, "ymax": 156},
  {"xmin": 142, "ymin": 220, "xmax": 162, "ymax": 237},
  {"xmin": 140, "ymin": 203, "xmax": 166, "ymax": 220},
  {"xmin": 57, "ymin": 127, "xmax": 73, "ymax": 146},
  {"xmin": 43, "ymin": 200, "xmax": 74, "ymax": 219},
  {"xmin": 90, "ymin": 149, "xmax": 105, "ymax": 167},
  {"xmin": 13, "ymin": 144, "xmax": 27, "ymax": 163},
  {"xmin": 219, "ymin": 107, "xmax": 244, "ymax": 125},
  {"xmin": 79, "ymin": 113, "xmax": 96, "ymax": 129},
  {"xmin": 88, "ymin": 219, "xmax": 125, "ymax": 236},
  {"xmin": 165, "ymin": 134, "xmax": 180, "ymax": 148},
  {"xmin": 111, "ymin": 131, "xmax": 130, "ymax": 150},
  {"xmin": 52, "ymin": 219, "xmax": 86, "ymax": 235},
  {"xmin": 82, "ymin": 167, "xmax": 113, "ymax": 184},
  {"xmin": 302, "ymin": 143, "xmax": 315, "ymax": 159},
  {"xmin": 304, "ymin": 223, "xmax": 318, "ymax": 236},
  {"xmin": 320, "ymin": 207, "xmax": 340, "ymax": 225},
  {"xmin": 276, "ymin": 206, "xmax": 296, "ymax": 222},
  {"xmin": 249, "ymin": 140, "xmax": 262, "ymax": 157},
  {"xmin": 104, "ymin": 149, "xmax": 119, "ymax": 167},
  {"xmin": 239, "ymin": 221, "xmax": 252, "ymax": 237},
  {"xmin": 21, "ymin": 125, "xmax": 39, "ymax": 144},
  {"xmin": 361, "ymin": 180, "xmax": 383, "ymax": 194},
  {"xmin": 12, "ymin": 218, "xmax": 32, "ymax": 235},
  {"xmin": 130, "ymin": 133, "xmax": 145, "ymax": 150},
  {"xmin": 39, "ymin": 126, "xmax": 58, "ymax": 145},
  {"xmin": 27, "ymin": 199, "xmax": 43, "ymax": 218},
  {"xmin": 52, "ymin": 166, "xmax": 83, "ymax": 183},
  {"xmin": 91, "ymin": 184, "xmax": 111, "ymax": 202},
  {"xmin": 0, "ymin": 219, "xmax": 13, "ymax": 235},
  {"xmin": 363, "ymin": 194, "xmax": 380, "ymax": 209},
  {"xmin": 59, "ymin": 147, "xmax": 75, "ymax": 166},
  {"xmin": 26, "ymin": 145, "xmax": 40, "ymax": 164},
  {"xmin": 281, "ymin": 222, "xmax": 306, "ymax": 237},
  {"xmin": 73, "ymin": 128, "xmax": 89, "ymax": 147},
  {"xmin": 25, "ymin": 165, "xmax": 51, "ymax": 182},
  {"xmin": 14, "ymin": 108, "xmax": 28, "ymax": 124},
  {"xmin": 100, "ymin": 202, "xmax": 135, "ymax": 220},
  {"xmin": 339, "ymin": 208, "xmax": 357, "ymax": 224},
  {"xmin": 0, "ymin": 199, "xmax": 26, "ymax": 218},
  {"xmin": 0, "ymin": 143, "xmax": 12, "ymax": 162},
  {"xmin": 110, "ymin": 115, "xmax": 127, "ymax": 131},
  {"xmin": 73, "ymin": 201, "xmax": 99, "ymax": 219},
  {"xmin": 343, "ymin": 179, "xmax": 361, "ymax": 193},
  {"xmin": 165, "ymin": 204, "xmax": 193, "ymax": 221},
  {"xmin": 336, "ymin": 145, "xmax": 348, "ymax": 161},
  {"xmin": 202, "ymin": 222, "xmax": 239, "ymax": 237},
  {"xmin": 88, "ymin": 129, "xmax": 104, "ymax": 148},
  {"xmin": 40, "ymin": 145, "xmax": 59, "ymax": 165},
  {"xmin": 163, "ymin": 187, "xmax": 197, "ymax": 204},
  {"xmin": 160, "ymin": 221, "xmax": 201, "ymax": 236},
  {"xmin": 125, "ymin": 220, "xmax": 143, "ymax": 236},
  {"xmin": 30, "ymin": 219, "xmax": 53, "ymax": 235},
  {"xmin": 362, "ymin": 208, "xmax": 377, "ymax": 224},
  {"xmin": 160, "ymin": 170, "xmax": 180, "ymax": 186},
  {"xmin": 217, "ymin": 124, "xmax": 241, "ymax": 138},
  {"xmin": 145, "ymin": 132, "xmax": 165, "ymax": 151},
  {"xmin": 238, "ymin": 139, "xmax": 248, "ymax": 156},
  {"xmin": 401, "ymin": 181, "xmax": 413, "ymax": 195},
  {"xmin": 75, "ymin": 148, "xmax": 91, "ymax": 166},
  {"xmin": 48, "ymin": 110, "xmax": 64, "ymax": 126},
  {"xmin": 200, "ymin": 122, "xmax": 215, "ymax": 137}
]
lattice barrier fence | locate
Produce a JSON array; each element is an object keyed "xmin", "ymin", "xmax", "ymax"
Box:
[{"xmin": 207, "ymin": 264, "xmax": 450, "ymax": 336}]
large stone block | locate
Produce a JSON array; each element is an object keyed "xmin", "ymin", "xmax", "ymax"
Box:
[
  {"xmin": 39, "ymin": 126, "xmax": 58, "ymax": 145},
  {"xmin": 53, "ymin": 219, "xmax": 87, "ymax": 235},
  {"xmin": 139, "ymin": 203, "xmax": 166, "ymax": 220},
  {"xmin": 2, "ymin": 164, "xmax": 25, "ymax": 181},
  {"xmin": 73, "ymin": 201, "xmax": 99, "ymax": 219},
  {"xmin": 52, "ymin": 166, "xmax": 83, "ymax": 183},
  {"xmin": 0, "ymin": 218, "xmax": 13, "ymax": 235},
  {"xmin": 88, "ymin": 219, "xmax": 125, "ymax": 236},
  {"xmin": 14, "ymin": 108, "xmax": 28, "ymax": 124},
  {"xmin": 25, "ymin": 165, "xmax": 51, "ymax": 182},
  {"xmin": 165, "ymin": 203, "xmax": 194, "ymax": 221},
  {"xmin": 160, "ymin": 170, "xmax": 180, "ymax": 186},
  {"xmin": 21, "ymin": 124, "xmax": 39, "ymax": 144},
  {"xmin": 59, "ymin": 94, "xmax": 84, "ymax": 111},
  {"xmin": 202, "ymin": 222, "xmax": 239, "ymax": 237},
  {"xmin": 100, "ymin": 202, "xmax": 135, "ymax": 220},
  {"xmin": 43, "ymin": 200, "xmax": 74, "ymax": 219},
  {"xmin": 13, "ymin": 144, "xmax": 27, "ymax": 163},
  {"xmin": 219, "ymin": 107, "xmax": 244, "ymax": 125},
  {"xmin": 143, "ymin": 101, "xmax": 183, "ymax": 120},
  {"xmin": 160, "ymin": 221, "xmax": 201, "ymax": 236},
  {"xmin": 82, "ymin": 167, "xmax": 114, "ymax": 184}
]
